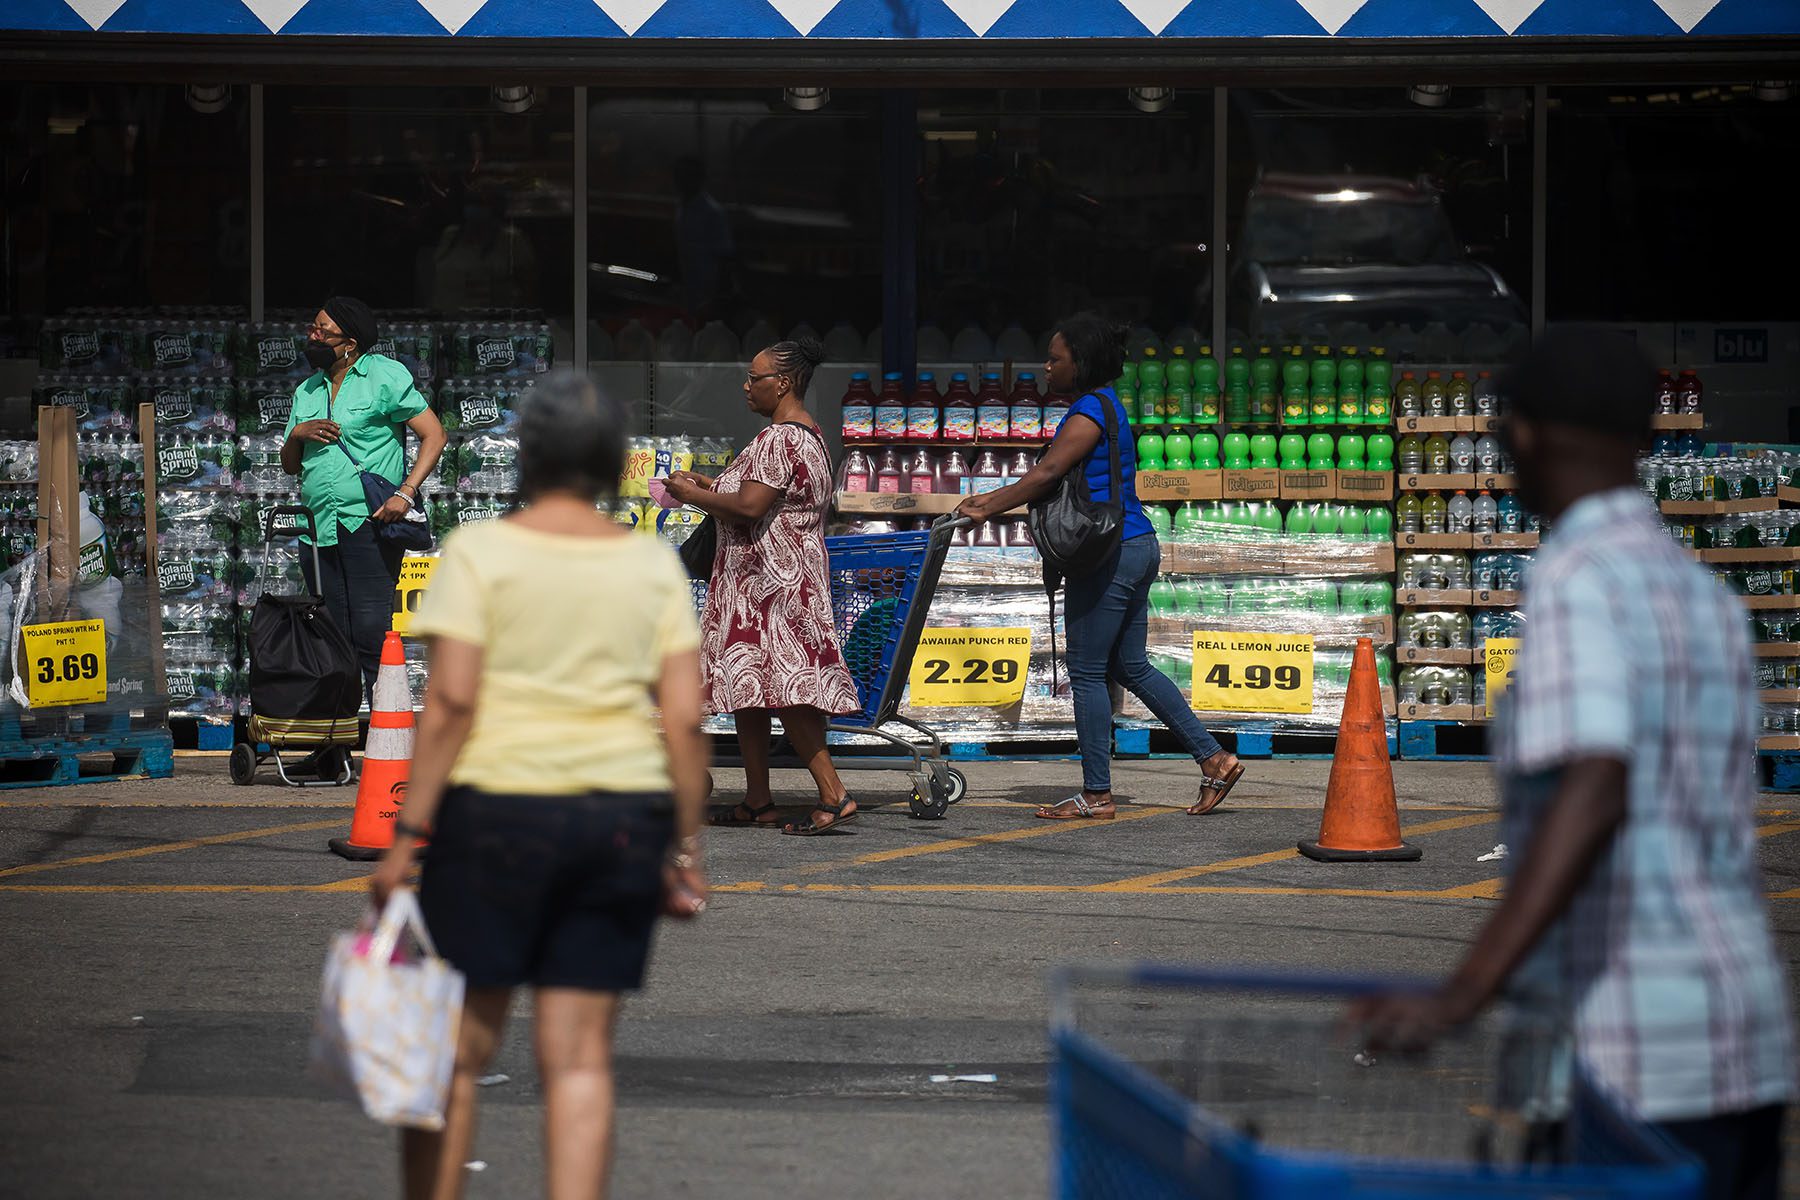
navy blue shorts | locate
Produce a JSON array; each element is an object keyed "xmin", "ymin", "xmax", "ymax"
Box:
[{"xmin": 418, "ymin": 787, "xmax": 673, "ymax": 992}]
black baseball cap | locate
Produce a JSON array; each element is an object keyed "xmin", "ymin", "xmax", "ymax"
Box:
[{"xmin": 1499, "ymin": 328, "xmax": 1659, "ymax": 440}]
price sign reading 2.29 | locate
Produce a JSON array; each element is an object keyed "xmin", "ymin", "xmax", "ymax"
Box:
[
  {"xmin": 21, "ymin": 619, "xmax": 108, "ymax": 708},
  {"xmin": 909, "ymin": 627, "xmax": 1032, "ymax": 708},
  {"xmin": 1190, "ymin": 631, "xmax": 1315, "ymax": 715}
]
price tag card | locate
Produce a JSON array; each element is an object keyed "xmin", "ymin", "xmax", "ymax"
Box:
[
  {"xmin": 21, "ymin": 619, "xmax": 107, "ymax": 708},
  {"xmin": 1191, "ymin": 631, "xmax": 1314, "ymax": 714},
  {"xmin": 391, "ymin": 554, "xmax": 440, "ymax": 636},
  {"xmin": 909, "ymin": 627, "xmax": 1032, "ymax": 707},
  {"xmin": 1485, "ymin": 636, "xmax": 1521, "ymax": 718}
]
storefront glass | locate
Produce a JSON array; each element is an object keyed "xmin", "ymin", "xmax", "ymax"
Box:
[
  {"xmin": 586, "ymin": 90, "xmax": 886, "ymax": 447},
  {"xmin": 1224, "ymin": 86, "xmax": 1534, "ymax": 368}
]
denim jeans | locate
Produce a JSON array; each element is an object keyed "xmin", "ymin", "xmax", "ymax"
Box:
[
  {"xmin": 300, "ymin": 519, "xmax": 404, "ymax": 700},
  {"xmin": 1064, "ymin": 533, "xmax": 1223, "ymax": 792}
]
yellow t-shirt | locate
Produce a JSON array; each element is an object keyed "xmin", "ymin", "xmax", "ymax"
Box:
[{"xmin": 409, "ymin": 520, "xmax": 701, "ymax": 794}]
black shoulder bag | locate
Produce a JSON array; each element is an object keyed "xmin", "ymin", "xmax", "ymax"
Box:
[{"xmin": 1026, "ymin": 391, "xmax": 1125, "ymax": 693}]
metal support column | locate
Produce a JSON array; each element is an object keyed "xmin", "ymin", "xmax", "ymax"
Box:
[
  {"xmin": 1531, "ymin": 84, "xmax": 1547, "ymax": 342},
  {"xmin": 249, "ymin": 84, "xmax": 264, "ymax": 322},
  {"xmin": 1212, "ymin": 86, "xmax": 1229, "ymax": 358},
  {"xmin": 573, "ymin": 86, "xmax": 588, "ymax": 369},
  {"xmin": 881, "ymin": 90, "xmax": 918, "ymax": 385}
]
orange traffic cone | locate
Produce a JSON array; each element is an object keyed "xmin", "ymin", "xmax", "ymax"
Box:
[
  {"xmin": 329, "ymin": 631, "xmax": 416, "ymax": 862},
  {"xmin": 1299, "ymin": 637, "xmax": 1419, "ymax": 863}
]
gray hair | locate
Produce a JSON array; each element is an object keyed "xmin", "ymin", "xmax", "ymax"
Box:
[
  {"xmin": 763, "ymin": 336, "xmax": 826, "ymax": 398},
  {"xmin": 515, "ymin": 368, "xmax": 627, "ymax": 501}
]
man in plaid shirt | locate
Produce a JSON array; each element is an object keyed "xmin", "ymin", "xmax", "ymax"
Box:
[{"xmin": 1358, "ymin": 332, "xmax": 1794, "ymax": 1198}]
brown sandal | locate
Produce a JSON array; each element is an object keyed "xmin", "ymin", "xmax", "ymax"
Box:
[
  {"xmin": 1187, "ymin": 763, "xmax": 1245, "ymax": 816},
  {"xmin": 1036, "ymin": 794, "xmax": 1116, "ymax": 821}
]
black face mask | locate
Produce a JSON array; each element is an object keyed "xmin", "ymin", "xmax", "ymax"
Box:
[{"xmin": 305, "ymin": 340, "xmax": 342, "ymax": 371}]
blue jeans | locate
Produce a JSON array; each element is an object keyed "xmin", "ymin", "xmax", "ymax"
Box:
[{"xmin": 1064, "ymin": 533, "xmax": 1223, "ymax": 792}]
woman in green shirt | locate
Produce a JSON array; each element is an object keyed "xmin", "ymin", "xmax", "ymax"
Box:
[{"xmin": 282, "ymin": 296, "xmax": 448, "ymax": 695}]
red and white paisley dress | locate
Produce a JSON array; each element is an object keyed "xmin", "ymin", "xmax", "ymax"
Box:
[{"xmin": 700, "ymin": 422, "xmax": 861, "ymax": 717}]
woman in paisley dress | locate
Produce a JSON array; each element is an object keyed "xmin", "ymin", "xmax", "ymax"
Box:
[{"xmin": 663, "ymin": 338, "xmax": 864, "ymax": 836}]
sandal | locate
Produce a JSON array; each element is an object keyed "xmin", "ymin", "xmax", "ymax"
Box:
[
  {"xmin": 710, "ymin": 800, "xmax": 779, "ymax": 828},
  {"xmin": 1187, "ymin": 763, "xmax": 1245, "ymax": 816},
  {"xmin": 782, "ymin": 798, "xmax": 858, "ymax": 837},
  {"xmin": 1036, "ymin": 794, "xmax": 1116, "ymax": 821}
]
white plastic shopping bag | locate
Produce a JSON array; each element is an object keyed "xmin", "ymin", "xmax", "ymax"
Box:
[{"xmin": 308, "ymin": 890, "xmax": 465, "ymax": 1129}]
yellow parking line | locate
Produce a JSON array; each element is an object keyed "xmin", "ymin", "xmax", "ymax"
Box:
[
  {"xmin": 1088, "ymin": 812, "xmax": 1501, "ymax": 891},
  {"xmin": 788, "ymin": 805, "xmax": 1173, "ymax": 875},
  {"xmin": 0, "ymin": 819, "xmax": 342, "ymax": 879}
]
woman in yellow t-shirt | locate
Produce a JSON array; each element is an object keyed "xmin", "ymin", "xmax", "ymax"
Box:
[{"xmin": 369, "ymin": 370, "xmax": 708, "ymax": 1200}]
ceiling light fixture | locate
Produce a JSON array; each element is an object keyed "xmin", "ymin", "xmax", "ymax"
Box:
[
  {"xmin": 491, "ymin": 86, "xmax": 536, "ymax": 115},
  {"xmin": 185, "ymin": 84, "xmax": 231, "ymax": 114},
  {"xmin": 1127, "ymin": 86, "xmax": 1175, "ymax": 114},
  {"xmin": 1408, "ymin": 84, "xmax": 1451, "ymax": 108},
  {"xmin": 783, "ymin": 87, "xmax": 830, "ymax": 112}
]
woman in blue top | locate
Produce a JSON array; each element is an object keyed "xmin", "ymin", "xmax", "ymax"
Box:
[{"xmin": 957, "ymin": 313, "xmax": 1243, "ymax": 819}]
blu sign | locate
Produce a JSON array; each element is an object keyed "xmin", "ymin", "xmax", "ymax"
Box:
[{"xmin": 1716, "ymin": 328, "xmax": 1768, "ymax": 364}]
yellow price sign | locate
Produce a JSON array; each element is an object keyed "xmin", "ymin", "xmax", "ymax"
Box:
[
  {"xmin": 909, "ymin": 627, "xmax": 1032, "ymax": 707},
  {"xmin": 21, "ymin": 619, "xmax": 107, "ymax": 708},
  {"xmin": 1485, "ymin": 637, "xmax": 1521, "ymax": 718},
  {"xmin": 391, "ymin": 554, "xmax": 440, "ymax": 636},
  {"xmin": 1191, "ymin": 631, "xmax": 1315, "ymax": 715}
]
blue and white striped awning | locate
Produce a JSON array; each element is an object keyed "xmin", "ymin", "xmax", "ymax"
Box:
[{"xmin": 4, "ymin": 0, "xmax": 1796, "ymax": 38}]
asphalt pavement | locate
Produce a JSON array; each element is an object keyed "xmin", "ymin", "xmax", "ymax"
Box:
[{"xmin": 2, "ymin": 754, "xmax": 1797, "ymax": 1198}]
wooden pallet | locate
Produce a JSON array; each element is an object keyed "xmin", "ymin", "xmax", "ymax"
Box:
[
  {"xmin": 1396, "ymin": 720, "xmax": 1490, "ymax": 761},
  {"xmin": 1116, "ymin": 721, "xmax": 1398, "ymax": 760},
  {"xmin": 0, "ymin": 729, "xmax": 174, "ymax": 789}
]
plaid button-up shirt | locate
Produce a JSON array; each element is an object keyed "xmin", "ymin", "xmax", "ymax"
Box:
[{"xmin": 1492, "ymin": 486, "xmax": 1795, "ymax": 1122}]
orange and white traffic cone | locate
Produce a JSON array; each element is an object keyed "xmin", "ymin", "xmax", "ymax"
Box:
[
  {"xmin": 1298, "ymin": 637, "xmax": 1420, "ymax": 862},
  {"xmin": 328, "ymin": 631, "xmax": 417, "ymax": 862}
]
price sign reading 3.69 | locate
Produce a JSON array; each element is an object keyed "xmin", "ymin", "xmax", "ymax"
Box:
[
  {"xmin": 909, "ymin": 627, "xmax": 1032, "ymax": 708},
  {"xmin": 1190, "ymin": 631, "xmax": 1315, "ymax": 715},
  {"xmin": 21, "ymin": 619, "xmax": 108, "ymax": 708}
]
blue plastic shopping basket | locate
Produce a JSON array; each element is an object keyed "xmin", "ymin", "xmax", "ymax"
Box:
[
  {"xmin": 692, "ymin": 515, "xmax": 968, "ymax": 819},
  {"xmin": 1049, "ymin": 964, "xmax": 1703, "ymax": 1200}
]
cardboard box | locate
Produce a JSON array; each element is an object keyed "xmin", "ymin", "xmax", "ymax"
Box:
[
  {"xmin": 1780, "ymin": 485, "xmax": 1800, "ymax": 506},
  {"xmin": 1760, "ymin": 689, "xmax": 1800, "ymax": 704},
  {"xmin": 1222, "ymin": 469, "xmax": 1280, "ymax": 500},
  {"xmin": 836, "ymin": 490, "xmax": 960, "ymax": 514},
  {"xmin": 1659, "ymin": 497, "xmax": 1778, "ymax": 516},
  {"xmin": 1137, "ymin": 469, "xmax": 1223, "ymax": 502},
  {"xmin": 1399, "ymin": 473, "xmax": 1476, "ymax": 491},
  {"xmin": 1741, "ymin": 594, "xmax": 1800, "ymax": 610},
  {"xmin": 1395, "ymin": 532, "xmax": 1474, "ymax": 550},
  {"xmin": 1396, "ymin": 646, "xmax": 1479, "ymax": 665},
  {"xmin": 1472, "ymin": 415, "xmax": 1501, "ymax": 433},
  {"xmin": 1700, "ymin": 546, "xmax": 1800, "ymax": 564},
  {"xmin": 1336, "ymin": 469, "xmax": 1396, "ymax": 501},
  {"xmin": 1759, "ymin": 735, "xmax": 1800, "ymax": 751},
  {"xmin": 1650, "ymin": 412, "xmax": 1704, "ymax": 430},
  {"xmin": 1397, "ymin": 588, "xmax": 1474, "ymax": 607},
  {"xmin": 1396, "ymin": 416, "xmax": 1470, "ymax": 434},
  {"xmin": 1279, "ymin": 469, "xmax": 1336, "ymax": 500},
  {"xmin": 1753, "ymin": 643, "xmax": 1800, "ymax": 658},
  {"xmin": 1471, "ymin": 589, "xmax": 1522, "ymax": 608},
  {"xmin": 1473, "ymin": 531, "xmax": 1539, "ymax": 550},
  {"xmin": 1147, "ymin": 615, "xmax": 1395, "ymax": 648},
  {"xmin": 1397, "ymin": 702, "xmax": 1483, "ymax": 722},
  {"xmin": 1474, "ymin": 473, "xmax": 1516, "ymax": 492}
]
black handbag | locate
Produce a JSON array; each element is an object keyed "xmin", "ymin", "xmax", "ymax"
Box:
[
  {"xmin": 1027, "ymin": 387, "xmax": 1124, "ymax": 582},
  {"xmin": 678, "ymin": 516, "xmax": 717, "ymax": 582},
  {"xmin": 336, "ymin": 443, "xmax": 432, "ymax": 552}
]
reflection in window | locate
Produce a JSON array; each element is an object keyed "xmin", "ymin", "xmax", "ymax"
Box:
[
  {"xmin": 1225, "ymin": 88, "xmax": 1532, "ymax": 364},
  {"xmin": 916, "ymin": 90, "xmax": 1214, "ymax": 364},
  {"xmin": 587, "ymin": 92, "xmax": 884, "ymax": 446}
]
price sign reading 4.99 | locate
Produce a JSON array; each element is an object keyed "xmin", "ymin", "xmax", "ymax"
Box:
[
  {"xmin": 1191, "ymin": 631, "xmax": 1315, "ymax": 715},
  {"xmin": 21, "ymin": 619, "xmax": 108, "ymax": 708},
  {"xmin": 909, "ymin": 627, "xmax": 1032, "ymax": 708}
]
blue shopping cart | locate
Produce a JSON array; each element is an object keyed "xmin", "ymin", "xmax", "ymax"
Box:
[
  {"xmin": 1049, "ymin": 965, "xmax": 1703, "ymax": 1200},
  {"xmin": 693, "ymin": 515, "xmax": 968, "ymax": 819}
]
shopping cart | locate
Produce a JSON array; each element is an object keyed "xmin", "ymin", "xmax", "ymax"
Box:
[
  {"xmin": 693, "ymin": 514, "xmax": 967, "ymax": 819},
  {"xmin": 1049, "ymin": 965, "xmax": 1703, "ymax": 1200}
]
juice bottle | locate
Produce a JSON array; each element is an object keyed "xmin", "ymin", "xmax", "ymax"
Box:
[
  {"xmin": 1310, "ymin": 383, "xmax": 1336, "ymax": 425},
  {"xmin": 906, "ymin": 371, "xmax": 942, "ymax": 442},
  {"xmin": 1196, "ymin": 345, "xmax": 1221, "ymax": 406},
  {"xmin": 1474, "ymin": 370, "xmax": 1500, "ymax": 416},
  {"xmin": 1164, "ymin": 432, "xmax": 1194, "ymax": 470},
  {"xmin": 1338, "ymin": 382, "xmax": 1364, "ymax": 425},
  {"xmin": 1167, "ymin": 346, "xmax": 1194, "ymax": 391},
  {"xmin": 975, "ymin": 372, "xmax": 1009, "ymax": 439},
  {"xmin": 1397, "ymin": 434, "xmax": 1423, "ymax": 474},
  {"xmin": 1286, "ymin": 502, "xmax": 1315, "ymax": 535},
  {"xmin": 971, "ymin": 450, "xmax": 1005, "ymax": 494},
  {"xmin": 1307, "ymin": 432, "xmax": 1335, "ymax": 471},
  {"xmin": 1168, "ymin": 384, "xmax": 1195, "ymax": 425},
  {"xmin": 1197, "ymin": 379, "xmax": 1222, "ymax": 423},
  {"xmin": 1448, "ymin": 370, "xmax": 1473, "ymax": 417},
  {"xmin": 1222, "ymin": 432, "xmax": 1251, "ymax": 470},
  {"xmin": 941, "ymin": 372, "xmax": 976, "ymax": 442},
  {"xmin": 1192, "ymin": 432, "xmax": 1220, "ymax": 469},
  {"xmin": 1282, "ymin": 345, "xmax": 1309, "ymax": 392},
  {"xmin": 1137, "ymin": 432, "xmax": 1166, "ymax": 471},
  {"xmin": 1365, "ymin": 347, "xmax": 1391, "ymax": 393},
  {"xmin": 1226, "ymin": 382, "xmax": 1251, "ymax": 426},
  {"xmin": 905, "ymin": 449, "xmax": 937, "ymax": 494},
  {"xmin": 874, "ymin": 372, "xmax": 908, "ymax": 440},
  {"xmin": 1252, "ymin": 346, "xmax": 1278, "ymax": 393},
  {"xmin": 1137, "ymin": 349, "xmax": 1165, "ymax": 391},
  {"xmin": 1250, "ymin": 433, "xmax": 1278, "ymax": 469},
  {"xmin": 1395, "ymin": 370, "xmax": 1421, "ymax": 418},
  {"xmin": 1366, "ymin": 433, "xmax": 1394, "ymax": 472},
  {"xmin": 1279, "ymin": 434, "xmax": 1306, "ymax": 471},
  {"xmin": 1338, "ymin": 348, "xmax": 1363, "ymax": 395},
  {"xmin": 874, "ymin": 447, "xmax": 903, "ymax": 493},
  {"xmin": 1042, "ymin": 390, "xmax": 1071, "ymax": 440},
  {"xmin": 939, "ymin": 448, "xmax": 969, "ymax": 494},
  {"xmin": 1252, "ymin": 385, "xmax": 1279, "ymax": 426},
  {"xmin": 1677, "ymin": 369, "xmax": 1704, "ymax": 413},
  {"xmin": 842, "ymin": 447, "xmax": 873, "ymax": 492},
  {"xmin": 1366, "ymin": 506, "xmax": 1393, "ymax": 540},
  {"xmin": 1422, "ymin": 490, "xmax": 1448, "ymax": 534},
  {"xmin": 1424, "ymin": 432, "xmax": 1451, "ymax": 474},
  {"xmin": 1311, "ymin": 345, "xmax": 1336, "ymax": 394},
  {"xmin": 840, "ymin": 371, "xmax": 875, "ymax": 443},
  {"xmin": 1008, "ymin": 371, "xmax": 1043, "ymax": 440},
  {"xmin": 1282, "ymin": 383, "xmax": 1309, "ymax": 426},
  {"xmin": 1422, "ymin": 370, "xmax": 1447, "ymax": 417},
  {"xmin": 1337, "ymin": 434, "xmax": 1366, "ymax": 472},
  {"xmin": 1396, "ymin": 491, "xmax": 1422, "ymax": 532},
  {"xmin": 1225, "ymin": 345, "xmax": 1251, "ymax": 395},
  {"xmin": 1364, "ymin": 377, "xmax": 1391, "ymax": 423},
  {"xmin": 1138, "ymin": 384, "xmax": 1166, "ymax": 427},
  {"xmin": 1655, "ymin": 369, "xmax": 1678, "ymax": 415}
]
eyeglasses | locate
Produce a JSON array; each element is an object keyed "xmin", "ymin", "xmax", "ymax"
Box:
[
  {"xmin": 306, "ymin": 324, "xmax": 344, "ymax": 339},
  {"xmin": 745, "ymin": 371, "xmax": 785, "ymax": 384}
]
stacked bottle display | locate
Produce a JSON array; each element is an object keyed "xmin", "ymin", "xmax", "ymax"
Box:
[
  {"xmin": 1122, "ymin": 344, "xmax": 1396, "ymax": 433},
  {"xmin": 0, "ymin": 441, "xmax": 38, "ymax": 571},
  {"xmin": 842, "ymin": 370, "xmax": 1069, "ymax": 457}
]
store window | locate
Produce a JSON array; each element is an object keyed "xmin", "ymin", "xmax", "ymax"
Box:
[
  {"xmin": 916, "ymin": 88, "xmax": 1215, "ymax": 374},
  {"xmin": 1548, "ymin": 84, "xmax": 1800, "ymax": 442},
  {"xmin": 1224, "ymin": 87, "xmax": 1533, "ymax": 368},
  {"xmin": 586, "ymin": 90, "xmax": 885, "ymax": 449}
]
